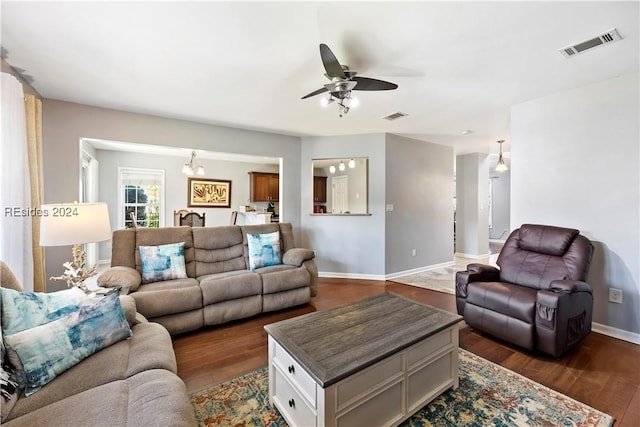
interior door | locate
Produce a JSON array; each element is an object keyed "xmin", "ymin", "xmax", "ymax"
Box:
[{"xmin": 332, "ymin": 175, "xmax": 348, "ymax": 214}]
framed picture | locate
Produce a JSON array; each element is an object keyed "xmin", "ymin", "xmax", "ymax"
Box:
[{"xmin": 188, "ymin": 178, "xmax": 232, "ymax": 208}]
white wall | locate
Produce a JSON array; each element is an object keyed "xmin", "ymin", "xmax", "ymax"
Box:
[
  {"xmin": 489, "ymin": 171, "xmax": 510, "ymax": 240},
  {"xmin": 511, "ymin": 72, "xmax": 640, "ymax": 338},
  {"xmin": 455, "ymin": 153, "xmax": 490, "ymax": 256}
]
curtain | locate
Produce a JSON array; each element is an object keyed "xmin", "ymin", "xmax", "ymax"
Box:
[
  {"xmin": 0, "ymin": 72, "xmax": 33, "ymax": 291},
  {"xmin": 25, "ymin": 94, "xmax": 45, "ymax": 292}
]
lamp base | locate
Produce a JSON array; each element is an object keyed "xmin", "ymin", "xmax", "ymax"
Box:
[{"xmin": 49, "ymin": 244, "xmax": 97, "ymax": 293}]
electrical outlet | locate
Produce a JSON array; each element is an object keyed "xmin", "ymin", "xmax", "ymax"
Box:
[
  {"xmin": 609, "ymin": 288, "xmax": 623, "ymax": 304},
  {"xmin": 412, "ymin": 249, "xmax": 417, "ymax": 257}
]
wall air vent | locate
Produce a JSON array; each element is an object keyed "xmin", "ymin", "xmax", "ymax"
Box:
[
  {"xmin": 559, "ymin": 28, "xmax": 623, "ymax": 58},
  {"xmin": 383, "ymin": 112, "xmax": 408, "ymax": 121}
]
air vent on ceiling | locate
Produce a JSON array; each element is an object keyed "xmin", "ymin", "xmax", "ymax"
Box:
[
  {"xmin": 383, "ymin": 112, "xmax": 408, "ymax": 121},
  {"xmin": 559, "ymin": 28, "xmax": 623, "ymax": 58}
]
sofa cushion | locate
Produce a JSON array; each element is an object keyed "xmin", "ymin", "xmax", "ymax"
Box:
[
  {"xmin": 192, "ymin": 226, "xmax": 246, "ymax": 276},
  {"xmin": 3, "ymin": 369, "xmax": 195, "ymax": 427},
  {"xmin": 466, "ymin": 281, "xmax": 537, "ymax": 324},
  {"xmin": 139, "ymin": 242, "xmax": 188, "ymax": 284},
  {"xmin": 1, "ymin": 287, "xmax": 90, "ymax": 335},
  {"xmin": 4, "ymin": 292, "xmax": 132, "ymax": 396},
  {"xmin": 131, "ymin": 279, "xmax": 202, "ymax": 318},
  {"xmin": 5, "ymin": 321, "xmax": 176, "ymax": 420},
  {"xmin": 199, "ymin": 270, "xmax": 262, "ymax": 305},
  {"xmin": 258, "ymin": 266, "xmax": 310, "ymax": 294},
  {"xmin": 247, "ymin": 231, "xmax": 282, "ymax": 270}
]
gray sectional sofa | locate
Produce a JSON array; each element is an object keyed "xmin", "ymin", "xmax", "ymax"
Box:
[
  {"xmin": 98, "ymin": 222, "xmax": 318, "ymax": 335},
  {"xmin": 1, "ymin": 261, "xmax": 195, "ymax": 426}
]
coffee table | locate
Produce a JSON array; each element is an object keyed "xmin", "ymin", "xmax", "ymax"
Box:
[{"xmin": 264, "ymin": 292, "xmax": 462, "ymax": 427}]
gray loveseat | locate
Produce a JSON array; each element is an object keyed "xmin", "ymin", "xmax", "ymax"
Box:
[
  {"xmin": 98, "ymin": 222, "xmax": 318, "ymax": 335},
  {"xmin": 1, "ymin": 261, "xmax": 195, "ymax": 426}
]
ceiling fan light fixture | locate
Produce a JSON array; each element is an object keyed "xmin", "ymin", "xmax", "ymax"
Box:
[
  {"xmin": 320, "ymin": 96, "xmax": 333, "ymax": 107},
  {"xmin": 349, "ymin": 96, "xmax": 359, "ymax": 108}
]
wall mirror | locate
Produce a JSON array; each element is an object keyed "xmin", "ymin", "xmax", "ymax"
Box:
[{"xmin": 312, "ymin": 157, "xmax": 369, "ymax": 215}]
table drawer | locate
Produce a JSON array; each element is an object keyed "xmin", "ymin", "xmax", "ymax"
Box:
[
  {"xmin": 273, "ymin": 367, "xmax": 317, "ymax": 427},
  {"xmin": 336, "ymin": 352, "xmax": 403, "ymax": 410},
  {"xmin": 406, "ymin": 328, "xmax": 453, "ymax": 368},
  {"xmin": 273, "ymin": 341, "xmax": 317, "ymax": 406}
]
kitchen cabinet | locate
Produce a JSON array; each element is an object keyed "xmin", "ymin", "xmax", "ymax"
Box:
[
  {"xmin": 313, "ymin": 176, "xmax": 327, "ymax": 203},
  {"xmin": 249, "ymin": 172, "xmax": 279, "ymax": 202}
]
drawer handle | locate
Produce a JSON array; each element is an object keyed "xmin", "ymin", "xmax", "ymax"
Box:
[
  {"xmin": 288, "ymin": 365, "xmax": 295, "ymax": 374},
  {"xmin": 288, "ymin": 398, "xmax": 295, "ymax": 408}
]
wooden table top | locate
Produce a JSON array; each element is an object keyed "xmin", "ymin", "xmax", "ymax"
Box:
[{"xmin": 264, "ymin": 292, "xmax": 462, "ymax": 387}]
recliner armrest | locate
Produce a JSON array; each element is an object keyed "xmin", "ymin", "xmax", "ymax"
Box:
[
  {"xmin": 549, "ymin": 280, "xmax": 592, "ymax": 294},
  {"xmin": 282, "ymin": 248, "xmax": 315, "ymax": 267},
  {"xmin": 456, "ymin": 264, "xmax": 500, "ymax": 286}
]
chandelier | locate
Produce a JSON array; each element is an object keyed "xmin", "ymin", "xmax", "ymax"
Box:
[{"xmin": 182, "ymin": 151, "xmax": 205, "ymax": 176}]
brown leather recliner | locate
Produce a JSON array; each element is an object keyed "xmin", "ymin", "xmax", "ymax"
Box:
[{"xmin": 455, "ymin": 224, "xmax": 594, "ymax": 357}]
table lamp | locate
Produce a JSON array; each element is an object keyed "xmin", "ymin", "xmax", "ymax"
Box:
[{"xmin": 39, "ymin": 202, "xmax": 112, "ymax": 292}]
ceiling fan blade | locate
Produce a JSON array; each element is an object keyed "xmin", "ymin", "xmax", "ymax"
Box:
[
  {"xmin": 301, "ymin": 87, "xmax": 329, "ymax": 99},
  {"xmin": 351, "ymin": 76, "xmax": 398, "ymax": 91},
  {"xmin": 319, "ymin": 44, "xmax": 347, "ymax": 79}
]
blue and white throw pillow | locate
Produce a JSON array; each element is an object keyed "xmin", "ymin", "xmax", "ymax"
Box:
[
  {"xmin": 139, "ymin": 242, "xmax": 188, "ymax": 284},
  {"xmin": 1, "ymin": 287, "xmax": 90, "ymax": 336},
  {"xmin": 247, "ymin": 231, "xmax": 282, "ymax": 270},
  {"xmin": 3, "ymin": 292, "xmax": 132, "ymax": 396}
]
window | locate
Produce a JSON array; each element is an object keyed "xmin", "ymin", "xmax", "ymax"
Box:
[{"xmin": 118, "ymin": 167, "xmax": 165, "ymax": 228}]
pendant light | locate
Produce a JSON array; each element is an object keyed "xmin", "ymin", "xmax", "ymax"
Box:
[{"xmin": 495, "ymin": 140, "xmax": 508, "ymax": 172}]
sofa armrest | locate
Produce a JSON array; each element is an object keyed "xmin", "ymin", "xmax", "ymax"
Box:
[
  {"xmin": 283, "ymin": 248, "xmax": 315, "ymax": 267},
  {"xmin": 549, "ymin": 280, "xmax": 592, "ymax": 294},
  {"xmin": 118, "ymin": 295, "xmax": 140, "ymax": 327},
  {"xmin": 97, "ymin": 266, "xmax": 141, "ymax": 293}
]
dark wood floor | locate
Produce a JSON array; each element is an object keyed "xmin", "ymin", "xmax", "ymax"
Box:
[{"xmin": 173, "ymin": 278, "xmax": 640, "ymax": 426}]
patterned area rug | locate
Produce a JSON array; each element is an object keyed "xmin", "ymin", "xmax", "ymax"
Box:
[{"xmin": 190, "ymin": 349, "xmax": 613, "ymax": 427}]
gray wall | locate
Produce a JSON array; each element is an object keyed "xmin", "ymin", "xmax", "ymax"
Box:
[
  {"xmin": 455, "ymin": 153, "xmax": 489, "ymax": 256},
  {"xmin": 42, "ymin": 99, "xmax": 301, "ymax": 291},
  {"xmin": 301, "ymin": 133, "xmax": 454, "ymax": 278},
  {"xmin": 385, "ymin": 134, "xmax": 454, "ymax": 274},
  {"xmin": 301, "ymin": 134, "xmax": 387, "ymax": 277},
  {"xmin": 489, "ymin": 171, "xmax": 510, "ymax": 240},
  {"xmin": 511, "ymin": 72, "xmax": 640, "ymax": 339},
  {"xmin": 94, "ymin": 148, "xmax": 278, "ymax": 260}
]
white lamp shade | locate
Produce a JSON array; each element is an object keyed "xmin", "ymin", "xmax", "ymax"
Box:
[{"xmin": 40, "ymin": 202, "xmax": 112, "ymax": 246}]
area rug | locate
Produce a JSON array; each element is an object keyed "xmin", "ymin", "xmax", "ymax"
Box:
[{"xmin": 190, "ymin": 349, "xmax": 613, "ymax": 427}]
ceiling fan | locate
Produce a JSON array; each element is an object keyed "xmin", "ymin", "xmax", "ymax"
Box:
[{"xmin": 302, "ymin": 43, "xmax": 398, "ymax": 117}]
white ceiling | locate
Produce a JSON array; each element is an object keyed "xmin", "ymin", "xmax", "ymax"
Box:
[{"xmin": 2, "ymin": 1, "xmax": 638, "ymax": 158}]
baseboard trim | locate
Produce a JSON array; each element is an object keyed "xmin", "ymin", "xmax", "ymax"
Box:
[
  {"xmin": 592, "ymin": 322, "xmax": 640, "ymax": 345},
  {"xmin": 454, "ymin": 252, "xmax": 491, "ymax": 259},
  {"xmin": 319, "ymin": 260, "xmax": 457, "ymax": 282},
  {"xmin": 318, "ymin": 272, "xmax": 386, "ymax": 281},
  {"xmin": 385, "ymin": 260, "xmax": 456, "ymax": 280}
]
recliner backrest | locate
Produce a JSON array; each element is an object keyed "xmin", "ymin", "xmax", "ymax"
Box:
[{"xmin": 497, "ymin": 224, "xmax": 594, "ymax": 290}]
